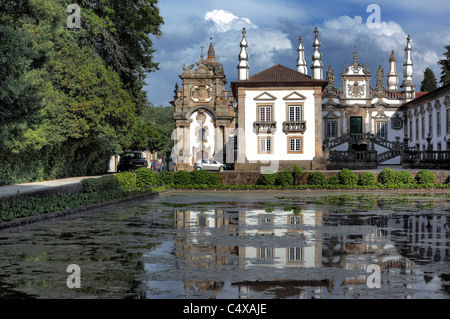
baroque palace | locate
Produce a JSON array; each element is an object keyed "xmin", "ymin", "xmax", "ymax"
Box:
[{"xmin": 170, "ymin": 28, "xmax": 450, "ymax": 171}]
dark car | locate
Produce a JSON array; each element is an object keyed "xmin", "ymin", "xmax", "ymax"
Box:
[{"xmin": 117, "ymin": 151, "xmax": 148, "ymax": 172}]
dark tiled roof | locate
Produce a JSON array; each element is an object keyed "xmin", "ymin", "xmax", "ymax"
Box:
[{"xmin": 240, "ymin": 64, "xmax": 327, "ymax": 85}]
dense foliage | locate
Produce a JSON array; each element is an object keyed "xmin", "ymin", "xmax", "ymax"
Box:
[
  {"xmin": 0, "ymin": 0, "xmax": 164, "ymax": 185},
  {"xmin": 420, "ymin": 67, "xmax": 438, "ymax": 92},
  {"xmin": 438, "ymin": 45, "xmax": 450, "ymax": 85}
]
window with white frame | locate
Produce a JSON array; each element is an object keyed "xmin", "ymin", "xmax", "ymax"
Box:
[
  {"xmin": 259, "ymin": 137, "xmax": 272, "ymax": 153},
  {"xmin": 259, "ymin": 105, "xmax": 272, "ymax": 122},
  {"xmin": 288, "ymin": 105, "xmax": 302, "ymax": 122},
  {"xmin": 325, "ymin": 121, "xmax": 337, "ymax": 138},
  {"xmin": 288, "ymin": 247, "xmax": 303, "ymax": 262},
  {"xmin": 289, "ymin": 137, "xmax": 302, "ymax": 153},
  {"xmin": 376, "ymin": 121, "xmax": 386, "ymax": 138}
]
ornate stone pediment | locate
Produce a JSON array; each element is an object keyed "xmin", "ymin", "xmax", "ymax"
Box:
[
  {"xmin": 324, "ymin": 110, "xmax": 340, "ymax": 120},
  {"xmin": 372, "ymin": 109, "xmax": 389, "ymax": 120}
]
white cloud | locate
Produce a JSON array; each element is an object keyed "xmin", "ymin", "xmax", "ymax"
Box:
[
  {"xmin": 204, "ymin": 9, "xmax": 257, "ymax": 33},
  {"xmin": 247, "ymin": 29, "xmax": 293, "ymax": 68}
]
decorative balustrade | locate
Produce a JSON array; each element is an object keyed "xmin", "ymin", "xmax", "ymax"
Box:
[
  {"xmin": 282, "ymin": 121, "xmax": 306, "ymax": 133},
  {"xmin": 329, "ymin": 150, "xmax": 376, "ymax": 162},
  {"xmin": 402, "ymin": 150, "xmax": 450, "ymax": 169},
  {"xmin": 253, "ymin": 121, "xmax": 277, "ymax": 134}
]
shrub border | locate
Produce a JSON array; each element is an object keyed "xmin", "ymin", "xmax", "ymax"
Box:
[{"xmin": 1, "ymin": 168, "xmax": 449, "ymax": 228}]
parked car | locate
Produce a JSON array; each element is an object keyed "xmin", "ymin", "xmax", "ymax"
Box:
[
  {"xmin": 117, "ymin": 151, "xmax": 148, "ymax": 172},
  {"xmin": 194, "ymin": 159, "xmax": 227, "ymax": 171}
]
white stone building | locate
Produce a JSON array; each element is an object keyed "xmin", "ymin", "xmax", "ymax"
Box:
[{"xmin": 231, "ymin": 28, "xmax": 328, "ymax": 171}]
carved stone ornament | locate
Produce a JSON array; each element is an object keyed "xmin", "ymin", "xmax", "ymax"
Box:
[
  {"xmin": 191, "ymin": 85, "xmax": 212, "ymax": 103},
  {"xmin": 196, "ymin": 109, "xmax": 207, "ymax": 125},
  {"xmin": 347, "ymin": 81, "xmax": 365, "ymax": 98},
  {"xmin": 391, "ymin": 113, "xmax": 403, "ymax": 130}
]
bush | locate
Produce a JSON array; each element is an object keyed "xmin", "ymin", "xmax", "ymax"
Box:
[
  {"xmin": 327, "ymin": 174, "xmax": 340, "ymax": 187},
  {"xmin": 136, "ymin": 168, "xmax": 158, "ymax": 188},
  {"xmin": 174, "ymin": 170, "xmax": 193, "ymax": 187},
  {"xmin": 378, "ymin": 168, "xmax": 396, "ymax": 185},
  {"xmin": 337, "ymin": 168, "xmax": 357, "ymax": 186},
  {"xmin": 256, "ymin": 173, "xmax": 277, "ymax": 186},
  {"xmin": 292, "ymin": 165, "xmax": 305, "ymax": 185},
  {"xmin": 81, "ymin": 175, "xmax": 119, "ymax": 193},
  {"xmin": 358, "ymin": 172, "xmax": 376, "ymax": 187},
  {"xmin": 415, "ymin": 170, "xmax": 436, "ymax": 185},
  {"xmin": 158, "ymin": 171, "xmax": 175, "ymax": 186},
  {"xmin": 190, "ymin": 170, "xmax": 220, "ymax": 186},
  {"xmin": 307, "ymin": 172, "xmax": 328, "ymax": 187},
  {"xmin": 116, "ymin": 172, "xmax": 137, "ymax": 192},
  {"xmin": 276, "ymin": 170, "xmax": 294, "ymax": 187},
  {"xmin": 396, "ymin": 171, "xmax": 413, "ymax": 185}
]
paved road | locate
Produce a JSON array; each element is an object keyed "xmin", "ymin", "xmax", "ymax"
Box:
[{"xmin": 0, "ymin": 176, "xmax": 100, "ymax": 200}]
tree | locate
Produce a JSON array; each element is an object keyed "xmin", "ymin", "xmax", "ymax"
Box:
[
  {"xmin": 420, "ymin": 67, "xmax": 438, "ymax": 92},
  {"xmin": 438, "ymin": 45, "xmax": 450, "ymax": 85},
  {"xmin": 75, "ymin": 0, "xmax": 164, "ymax": 114},
  {"xmin": 0, "ymin": 25, "xmax": 43, "ymax": 150}
]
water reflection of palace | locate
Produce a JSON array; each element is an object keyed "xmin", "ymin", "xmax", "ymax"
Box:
[{"xmin": 173, "ymin": 202, "xmax": 449, "ymax": 298}]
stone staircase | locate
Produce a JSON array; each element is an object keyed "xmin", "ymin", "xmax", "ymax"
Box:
[{"xmin": 324, "ymin": 134, "xmax": 403, "ymax": 164}]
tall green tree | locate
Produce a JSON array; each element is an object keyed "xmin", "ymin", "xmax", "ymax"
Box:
[
  {"xmin": 420, "ymin": 67, "xmax": 438, "ymax": 92},
  {"xmin": 0, "ymin": 25, "xmax": 43, "ymax": 149},
  {"xmin": 438, "ymin": 45, "xmax": 450, "ymax": 85},
  {"xmin": 0, "ymin": 0, "xmax": 164, "ymax": 184},
  {"xmin": 75, "ymin": 0, "xmax": 164, "ymax": 114}
]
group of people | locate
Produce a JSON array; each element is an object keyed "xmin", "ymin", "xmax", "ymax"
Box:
[{"xmin": 151, "ymin": 158, "xmax": 165, "ymax": 172}]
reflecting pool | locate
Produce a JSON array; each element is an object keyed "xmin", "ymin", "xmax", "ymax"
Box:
[{"xmin": 0, "ymin": 191, "xmax": 449, "ymax": 299}]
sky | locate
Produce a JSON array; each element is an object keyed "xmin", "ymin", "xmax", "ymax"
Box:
[{"xmin": 144, "ymin": 0, "xmax": 450, "ymax": 107}]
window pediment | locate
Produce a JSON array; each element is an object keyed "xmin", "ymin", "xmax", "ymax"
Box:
[
  {"xmin": 254, "ymin": 92, "xmax": 277, "ymax": 101},
  {"xmin": 283, "ymin": 91, "xmax": 307, "ymax": 101}
]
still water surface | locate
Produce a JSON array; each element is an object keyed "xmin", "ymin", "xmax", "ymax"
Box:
[{"xmin": 0, "ymin": 191, "xmax": 449, "ymax": 299}]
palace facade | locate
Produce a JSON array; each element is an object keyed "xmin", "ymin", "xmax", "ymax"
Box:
[{"xmin": 171, "ymin": 28, "xmax": 450, "ymax": 171}]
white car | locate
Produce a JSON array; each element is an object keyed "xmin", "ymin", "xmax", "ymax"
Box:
[{"xmin": 194, "ymin": 159, "xmax": 226, "ymax": 171}]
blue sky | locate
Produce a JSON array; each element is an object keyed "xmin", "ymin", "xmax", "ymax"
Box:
[{"xmin": 144, "ymin": 0, "xmax": 450, "ymax": 106}]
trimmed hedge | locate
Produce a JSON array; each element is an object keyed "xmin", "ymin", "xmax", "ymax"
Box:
[
  {"xmin": 415, "ymin": 169, "xmax": 436, "ymax": 185},
  {"xmin": 307, "ymin": 172, "xmax": 328, "ymax": 187},
  {"xmin": 256, "ymin": 173, "xmax": 277, "ymax": 186},
  {"xmin": 337, "ymin": 168, "xmax": 358, "ymax": 186},
  {"xmin": 276, "ymin": 170, "xmax": 294, "ymax": 187},
  {"xmin": 189, "ymin": 170, "xmax": 220, "ymax": 186},
  {"xmin": 136, "ymin": 168, "xmax": 158, "ymax": 188},
  {"xmin": 174, "ymin": 170, "xmax": 193, "ymax": 187},
  {"xmin": 358, "ymin": 172, "xmax": 376, "ymax": 187},
  {"xmin": 81, "ymin": 175, "xmax": 120, "ymax": 193},
  {"xmin": 158, "ymin": 171, "xmax": 175, "ymax": 186}
]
